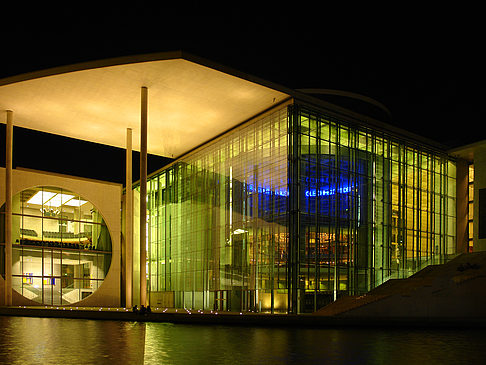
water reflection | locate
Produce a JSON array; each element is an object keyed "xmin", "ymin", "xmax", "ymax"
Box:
[
  {"xmin": 0, "ymin": 316, "xmax": 145, "ymax": 364},
  {"xmin": 1, "ymin": 316, "xmax": 486, "ymax": 364},
  {"xmin": 144, "ymin": 323, "xmax": 486, "ymax": 365}
]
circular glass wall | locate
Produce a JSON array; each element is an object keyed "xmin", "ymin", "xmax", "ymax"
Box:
[{"xmin": 8, "ymin": 186, "xmax": 112, "ymax": 305}]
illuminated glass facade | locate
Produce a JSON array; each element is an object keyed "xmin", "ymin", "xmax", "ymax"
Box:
[
  {"xmin": 143, "ymin": 107, "xmax": 289, "ymax": 313},
  {"xmin": 2, "ymin": 187, "xmax": 112, "ymax": 305},
  {"xmin": 289, "ymin": 104, "xmax": 456, "ymax": 313},
  {"xmin": 142, "ymin": 102, "xmax": 457, "ymax": 314}
]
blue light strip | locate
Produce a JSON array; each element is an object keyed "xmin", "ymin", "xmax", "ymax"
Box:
[
  {"xmin": 247, "ymin": 184, "xmax": 355, "ymax": 197},
  {"xmin": 305, "ymin": 185, "xmax": 354, "ymax": 197},
  {"xmin": 248, "ymin": 184, "xmax": 289, "ymax": 196}
]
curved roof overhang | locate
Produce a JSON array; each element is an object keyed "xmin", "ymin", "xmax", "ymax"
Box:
[{"xmin": 0, "ymin": 51, "xmax": 291, "ymax": 158}]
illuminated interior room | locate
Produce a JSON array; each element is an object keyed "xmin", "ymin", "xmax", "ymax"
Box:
[
  {"xmin": 0, "ymin": 51, "xmax": 480, "ymax": 313},
  {"xmin": 11, "ymin": 186, "xmax": 112, "ymax": 305}
]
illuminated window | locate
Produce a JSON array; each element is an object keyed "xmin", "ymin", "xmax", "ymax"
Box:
[{"xmin": 7, "ymin": 186, "xmax": 112, "ymax": 305}]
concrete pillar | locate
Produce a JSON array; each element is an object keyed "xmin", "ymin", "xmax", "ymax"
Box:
[
  {"xmin": 474, "ymin": 146, "xmax": 486, "ymax": 251},
  {"xmin": 5, "ymin": 110, "xmax": 13, "ymax": 306},
  {"xmin": 456, "ymin": 158, "xmax": 469, "ymax": 253},
  {"xmin": 140, "ymin": 86, "xmax": 148, "ymax": 306},
  {"xmin": 125, "ymin": 128, "xmax": 133, "ymax": 308}
]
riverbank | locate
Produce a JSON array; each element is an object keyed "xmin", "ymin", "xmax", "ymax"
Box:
[{"xmin": 1, "ymin": 306, "xmax": 486, "ymax": 329}]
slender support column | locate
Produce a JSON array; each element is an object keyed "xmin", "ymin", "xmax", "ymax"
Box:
[
  {"xmin": 5, "ymin": 110, "xmax": 13, "ymax": 306},
  {"xmin": 456, "ymin": 158, "xmax": 468, "ymax": 253},
  {"xmin": 140, "ymin": 87, "xmax": 148, "ymax": 306},
  {"xmin": 125, "ymin": 128, "xmax": 133, "ymax": 308}
]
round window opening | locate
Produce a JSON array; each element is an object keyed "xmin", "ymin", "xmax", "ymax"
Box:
[{"xmin": 7, "ymin": 186, "xmax": 112, "ymax": 305}]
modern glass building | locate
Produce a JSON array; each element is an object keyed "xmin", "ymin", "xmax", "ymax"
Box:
[
  {"xmin": 2, "ymin": 52, "xmax": 476, "ymax": 313},
  {"xmin": 137, "ymin": 100, "xmax": 457, "ymax": 314}
]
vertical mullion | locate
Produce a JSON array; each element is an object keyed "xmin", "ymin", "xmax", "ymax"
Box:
[{"xmin": 314, "ymin": 117, "xmax": 319, "ymax": 311}]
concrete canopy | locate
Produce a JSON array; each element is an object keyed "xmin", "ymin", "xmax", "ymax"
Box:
[{"xmin": 0, "ymin": 51, "xmax": 290, "ymax": 158}]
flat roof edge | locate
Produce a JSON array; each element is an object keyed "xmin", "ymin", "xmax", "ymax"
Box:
[
  {"xmin": 0, "ymin": 50, "xmax": 295, "ymax": 100},
  {"xmin": 179, "ymin": 51, "xmax": 296, "ymax": 96},
  {"xmin": 0, "ymin": 51, "xmax": 185, "ymax": 87}
]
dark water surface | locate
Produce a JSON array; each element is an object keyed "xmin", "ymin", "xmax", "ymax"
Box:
[{"xmin": 1, "ymin": 316, "xmax": 486, "ymax": 364}]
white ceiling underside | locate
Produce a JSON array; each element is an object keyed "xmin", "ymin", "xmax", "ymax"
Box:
[{"xmin": 0, "ymin": 57, "xmax": 289, "ymax": 157}]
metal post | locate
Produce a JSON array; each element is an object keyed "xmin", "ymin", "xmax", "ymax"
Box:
[
  {"xmin": 125, "ymin": 127, "xmax": 133, "ymax": 308},
  {"xmin": 5, "ymin": 110, "xmax": 13, "ymax": 306},
  {"xmin": 140, "ymin": 87, "xmax": 148, "ymax": 306}
]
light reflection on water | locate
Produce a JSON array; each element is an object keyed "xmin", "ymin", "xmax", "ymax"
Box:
[
  {"xmin": 0, "ymin": 316, "xmax": 145, "ymax": 364},
  {"xmin": 143, "ymin": 323, "xmax": 486, "ymax": 365},
  {"xmin": 1, "ymin": 316, "xmax": 486, "ymax": 365}
]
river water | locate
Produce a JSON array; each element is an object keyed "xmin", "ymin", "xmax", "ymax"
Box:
[{"xmin": 1, "ymin": 316, "xmax": 485, "ymax": 364}]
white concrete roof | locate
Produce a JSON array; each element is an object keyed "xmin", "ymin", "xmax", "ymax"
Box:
[{"xmin": 0, "ymin": 52, "xmax": 290, "ymax": 158}]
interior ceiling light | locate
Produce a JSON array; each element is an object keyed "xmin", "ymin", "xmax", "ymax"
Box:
[
  {"xmin": 26, "ymin": 191, "xmax": 87, "ymax": 207},
  {"xmin": 63, "ymin": 198, "xmax": 88, "ymax": 207},
  {"xmin": 26, "ymin": 191, "xmax": 56, "ymax": 205},
  {"xmin": 43, "ymin": 193, "xmax": 75, "ymax": 207}
]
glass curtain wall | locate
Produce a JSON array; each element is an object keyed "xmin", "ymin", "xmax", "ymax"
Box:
[
  {"xmin": 2, "ymin": 187, "xmax": 112, "ymax": 305},
  {"xmin": 141, "ymin": 102, "xmax": 456, "ymax": 314},
  {"xmin": 143, "ymin": 107, "xmax": 289, "ymax": 313},
  {"xmin": 290, "ymin": 104, "xmax": 456, "ymax": 312}
]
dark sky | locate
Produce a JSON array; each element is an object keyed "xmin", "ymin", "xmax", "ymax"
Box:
[{"xmin": 1, "ymin": 5, "xmax": 484, "ymax": 183}]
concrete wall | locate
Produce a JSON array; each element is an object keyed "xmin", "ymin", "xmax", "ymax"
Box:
[
  {"xmin": 339, "ymin": 277, "xmax": 486, "ymax": 318},
  {"xmin": 338, "ymin": 252, "xmax": 486, "ymax": 319},
  {"xmin": 1, "ymin": 167, "xmax": 122, "ymax": 307},
  {"xmin": 474, "ymin": 146, "xmax": 486, "ymax": 251}
]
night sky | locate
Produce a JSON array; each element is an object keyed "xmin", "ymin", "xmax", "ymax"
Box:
[{"xmin": 1, "ymin": 5, "xmax": 484, "ymax": 184}]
